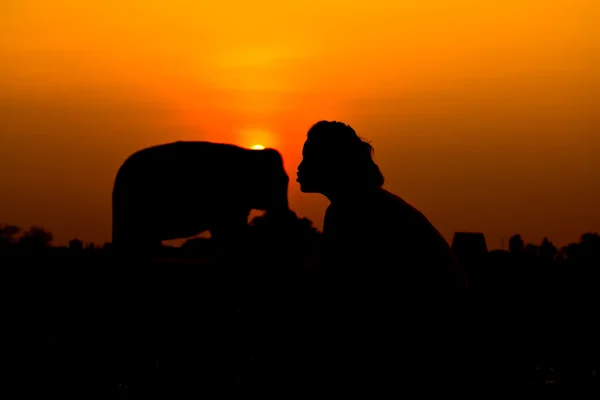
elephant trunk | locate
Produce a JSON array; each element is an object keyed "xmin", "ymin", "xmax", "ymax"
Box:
[{"xmin": 266, "ymin": 174, "xmax": 291, "ymax": 217}]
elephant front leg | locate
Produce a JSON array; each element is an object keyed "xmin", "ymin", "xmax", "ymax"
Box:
[
  {"xmin": 209, "ymin": 209, "xmax": 251, "ymax": 250},
  {"xmin": 209, "ymin": 209, "xmax": 253, "ymax": 285}
]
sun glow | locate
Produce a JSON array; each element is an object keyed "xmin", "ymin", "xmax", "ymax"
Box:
[{"xmin": 240, "ymin": 128, "xmax": 277, "ymax": 150}]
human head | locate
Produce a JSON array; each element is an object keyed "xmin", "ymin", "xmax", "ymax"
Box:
[{"xmin": 296, "ymin": 120, "xmax": 384, "ymax": 195}]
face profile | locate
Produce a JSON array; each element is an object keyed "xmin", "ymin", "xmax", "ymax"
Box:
[
  {"xmin": 296, "ymin": 138, "xmax": 331, "ymax": 194},
  {"xmin": 298, "ymin": 121, "xmax": 467, "ymax": 290}
]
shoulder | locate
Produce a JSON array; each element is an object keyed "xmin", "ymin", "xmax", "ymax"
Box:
[
  {"xmin": 375, "ymin": 189, "xmax": 447, "ymax": 242},
  {"xmin": 325, "ymin": 202, "xmax": 336, "ymax": 214},
  {"xmin": 375, "ymin": 188, "xmax": 423, "ymax": 221}
]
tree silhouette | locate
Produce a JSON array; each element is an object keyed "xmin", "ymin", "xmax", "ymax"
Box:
[
  {"xmin": 509, "ymin": 234, "xmax": 525, "ymax": 254},
  {"xmin": 576, "ymin": 233, "xmax": 600, "ymax": 286},
  {"xmin": 561, "ymin": 242, "xmax": 579, "ymax": 260},
  {"xmin": 579, "ymin": 233, "xmax": 600, "ymax": 257},
  {"xmin": 562, "ymin": 233, "xmax": 600, "ymax": 265},
  {"xmin": 248, "ymin": 210, "xmax": 321, "ymax": 269},
  {"xmin": 0, "ymin": 224, "xmax": 21, "ymax": 254},
  {"xmin": 0, "ymin": 224, "xmax": 21, "ymax": 243},
  {"xmin": 18, "ymin": 226, "xmax": 53, "ymax": 251},
  {"xmin": 539, "ymin": 237, "xmax": 557, "ymax": 260},
  {"xmin": 69, "ymin": 238, "xmax": 83, "ymax": 251},
  {"xmin": 524, "ymin": 243, "xmax": 539, "ymax": 257}
]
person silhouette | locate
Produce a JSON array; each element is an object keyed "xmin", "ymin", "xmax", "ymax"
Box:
[
  {"xmin": 297, "ymin": 120, "xmax": 466, "ymax": 291},
  {"xmin": 296, "ymin": 120, "xmax": 469, "ymax": 389}
]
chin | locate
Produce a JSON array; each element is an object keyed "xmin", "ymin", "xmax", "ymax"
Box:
[{"xmin": 298, "ymin": 181, "xmax": 317, "ymax": 193}]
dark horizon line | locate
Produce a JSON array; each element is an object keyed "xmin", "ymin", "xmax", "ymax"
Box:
[{"xmin": 2, "ymin": 224, "xmax": 599, "ymax": 253}]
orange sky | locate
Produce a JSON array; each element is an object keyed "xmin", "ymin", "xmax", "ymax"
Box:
[{"xmin": 1, "ymin": 0, "xmax": 598, "ymax": 248}]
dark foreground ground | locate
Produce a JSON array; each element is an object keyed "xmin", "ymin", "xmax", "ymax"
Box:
[{"xmin": 2, "ymin": 254, "xmax": 600, "ymax": 398}]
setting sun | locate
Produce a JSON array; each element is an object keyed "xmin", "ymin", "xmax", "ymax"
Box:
[{"xmin": 240, "ymin": 128, "xmax": 277, "ymax": 151}]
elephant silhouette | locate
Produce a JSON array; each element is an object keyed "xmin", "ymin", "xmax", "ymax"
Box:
[{"xmin": 112, "ymin": 141, "xmax": 290, "ymax": 257}]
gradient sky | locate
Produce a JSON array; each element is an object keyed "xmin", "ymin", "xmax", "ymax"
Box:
[{"xmin": 1, "ymin": 0, "xmax": 598, "ymax": 248}]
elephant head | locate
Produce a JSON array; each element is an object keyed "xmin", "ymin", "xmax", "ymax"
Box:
[{"xmin": 245, "ymin": 147, "xmax": 290, "ymax": 215}]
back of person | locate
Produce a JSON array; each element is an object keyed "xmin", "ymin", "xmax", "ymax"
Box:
[
  {"xmin": 314, "ymin": 188, "xmax": 468, "ymax": 387},
  {"xmin": 320, "ymin": 187, "xmax": 466, "ymax": 292},
  {"xmin": 296, "ymin": 121, "xmax": 470, "ymax": 389}
]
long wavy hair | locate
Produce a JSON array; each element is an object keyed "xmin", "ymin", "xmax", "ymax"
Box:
[{"xmin": 306, "ymin": 120, "xmax": 384, "ymax": 187}]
